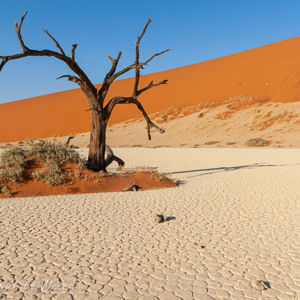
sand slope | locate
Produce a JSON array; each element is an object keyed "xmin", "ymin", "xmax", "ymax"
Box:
[
  {"xmin": 12, "ymin": 100, "xmax": 296, "ymax": 149},
  {"xmin": 1, "ymin": 36, "xmax": 300, "ymax": 142}
]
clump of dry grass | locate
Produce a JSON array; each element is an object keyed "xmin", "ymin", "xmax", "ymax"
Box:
[
  {"xmin": 31, "ymin": 163, "xmax": 66, "ymax": 186},
  {"xmin": 28, "ymin": 139, "xmax": 85, "ymax": 168},
  {"xmin": 0, "ymin": 139, "xmax": 86, "ymax": 188},
  {"xmin": 127, "ymin": 166, "xmax": 174, "ymax": 183},
  {"xmin": 1, "ymin": 185, "xmax": 12, "ymax": 198},
  {"xmin": 29, "ymin": 139, "xmax": 86, "ymax": 186},
  {"xmin": 150, "ymin": 171, "xmax": 170, "ymax": 182},
  {"xmin": 0, "ymin": 147, "xmax": 27, "ymax": 183},
  {"xmin": 0, "ymin": 147, "xmax": 27, "ymax": 197},
  {"xmin": 246, "ymin": 138, "xmax": 269, "ymax": 147}
]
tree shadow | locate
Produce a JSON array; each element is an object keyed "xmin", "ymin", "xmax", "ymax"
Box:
[{"xmin": 165, "ymin": 162, "xmax": 298, "ymax": 179}]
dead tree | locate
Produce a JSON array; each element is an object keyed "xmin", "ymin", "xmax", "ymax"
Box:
[{"xmin": 0, "ymin": 12, "xmax": 169, "ymax": 172}]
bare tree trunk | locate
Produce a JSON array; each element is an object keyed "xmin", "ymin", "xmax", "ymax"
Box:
[
  {"xmin": 1, "ymin": 13, "xmax": 169, "ymax": 173},
  {"xmin": 88, "ymin": 110, "xmax": 107, "ymax": 172}
]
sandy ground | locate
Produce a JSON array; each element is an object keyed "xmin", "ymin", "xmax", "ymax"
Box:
[{"xmin": 0, "ymin": 147, "xmax": 299, "ymax": 299}]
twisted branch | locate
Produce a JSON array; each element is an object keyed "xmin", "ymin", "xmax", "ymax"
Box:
[
  {"xmin": 105, "ymin": 96, "xmax": 164, "ymax": 140},
  {"xmin": 136, "ymin": 79, "xmax": 168, "ymax": 96},
  {"xmin": 0, "ymin": 11, "xmax": 98, "ymax": 101},
  {"xmin": 57, "ymin": 74, "xmax": 81, "ymax": 84}
]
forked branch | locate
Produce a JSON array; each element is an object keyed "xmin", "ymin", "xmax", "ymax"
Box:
[
  {"xmin": 142, "ymin": 49, "xmax": 170, "ymax": 67},
  {"xmin": 136, "ymin": 79, "xmax": 168, "ymax": 96},
  {"xmin": 97, "ymin": 51, "xmax": 122, "ymax": 99},
  {"xmin": 111, "ymin": 48, "xmax": 170, "ymax": 82},
  {"xmin": 13, "ymin": 10, "xmax": 29, "ymax": 52},
  {"xmin": 97, "ymin": 18, "xmax": 170, "ymax": 110},
  {"xmin": 102, "ymin": 19, "xmax": 169, "ymax": 140},
  {"xmin": 43, "ymin": 29, "xmax": 65, "ymax": 55}
]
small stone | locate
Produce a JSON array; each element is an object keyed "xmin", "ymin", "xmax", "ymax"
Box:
[
  {"xmin": 155, "ymin": 214, "xmax": 165, "ymax": 223},
  {"xmin": 256, "ymin": 280, "xmax": 271, "ymax": 291}
]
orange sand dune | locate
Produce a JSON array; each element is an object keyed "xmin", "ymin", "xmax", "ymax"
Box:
[{"xmin": 1, "ymin": 36, "xmax": 300, "ymax": 143}]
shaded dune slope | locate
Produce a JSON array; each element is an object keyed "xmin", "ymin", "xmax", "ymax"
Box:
[{"xmin": 1, "ymin": 36, "xmax": 300, "ymax": 142}]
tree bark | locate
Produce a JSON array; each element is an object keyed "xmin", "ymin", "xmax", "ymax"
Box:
[{"xmin": 88, "ymin": 110, "xmax": 107, "ymax": 172}]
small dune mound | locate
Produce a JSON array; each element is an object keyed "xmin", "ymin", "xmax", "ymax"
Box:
[{"xmin": 0, "ymin": 140, "xmax": 177, "ymax": 198}]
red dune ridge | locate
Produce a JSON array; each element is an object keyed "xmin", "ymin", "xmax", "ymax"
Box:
[{"xmin": 1, "ymin": 36, "xmax": 300, "ymax": 143}]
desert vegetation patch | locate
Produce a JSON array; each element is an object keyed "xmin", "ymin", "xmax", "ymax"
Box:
[{"xmin": 0, "ymin": 140, "xmax": 177, "ymax": 198}]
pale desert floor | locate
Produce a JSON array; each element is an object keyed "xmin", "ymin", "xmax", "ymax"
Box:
[{"xmin": 0, "ymin": 148, "xmax": 299, "ymax": 299}]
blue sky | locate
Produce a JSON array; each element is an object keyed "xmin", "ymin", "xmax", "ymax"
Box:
[{"xmin": 1, "ymin": 0, "xmax": 300, "ymax": 104}]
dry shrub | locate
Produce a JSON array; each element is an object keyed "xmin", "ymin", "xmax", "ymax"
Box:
[
  {"xmin": 74, "ymin": 169, "xmax": 82, "ymax": 179},
  {"xmin": 29, "ymin": 139, "xmax": 85, "ymax": 168},
  {"xmin": 0, "ymin": 139, "xmax": 86, "ymax": 187},
  {"xmin": 150, "ymin": 171, "xmax": 166, "ymax": 182},
  {"xmin": 0, "ymin": 147, "xmax": 27, "ymax": 183},
  {"xmin": 32, "ymin": 163, "xmax": 65, "ymax": 186},
  {"xmin": 29, "ymin": 139, "xmax": 86, "ymax": 186},
  {"xmin": 246, "ymin": 138, "xmax": 269, "ymax": 147},
  {"xmin": 128, "ymin": 166, "xmax": 173, "ymax": 183},
  {"xmin": 1, "ymin": 186, "xmax": 12, "ymax": 198},
  {"xmin": 204, "ymin": 141, "xmax": 219, "ymax": 145}
]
